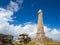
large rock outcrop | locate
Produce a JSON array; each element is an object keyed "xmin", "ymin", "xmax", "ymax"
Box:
[{"xmin": 0, "ymin": 34, "xmax": 13, "ymax": 45}]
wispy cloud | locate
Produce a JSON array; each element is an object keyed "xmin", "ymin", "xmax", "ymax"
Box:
[
  {"xmin": 7, "ymin": 1, "xmax": 19, "ymax": 12},
  {"xmin": 7, "ymin": 0, "xmax": 23, "ymax": 12},
  {"xmin": 16, "ymin": 0, "xmax": 23, "ymax": 4},
  {"xmin": 0, "ymin": 8, "xmax": 13, "ymax": 22}
]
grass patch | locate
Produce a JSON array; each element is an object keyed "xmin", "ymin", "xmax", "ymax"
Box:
[
  {"xmin": 13, "ymin": 42, "xmax": 39, "ymax": 45},
  {"xmin": 43, "ymin": 42, "xmax": 60, "ymax": 45},
  {"xmin": 13, "ymin": 42, "xmax": 60, "ymax": 45}
]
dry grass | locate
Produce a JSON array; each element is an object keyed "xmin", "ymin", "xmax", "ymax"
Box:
[{"xmin": 13, "ymin": 42, "xmax": 60, "ymax": 45}]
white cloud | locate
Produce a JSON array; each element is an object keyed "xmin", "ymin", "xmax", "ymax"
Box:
[
  {"xmin": 7, "ymin": 0, "xmax": 23, "ymax": 12},
  {"xmin": 8, "ymin": 23, "xmax": 60, "ymax": 41},
  {"xmin": 7, "ymin": 1, "xmax": 19, "ymax": 12},
  {"xmin": 0, "ymin": 0, "xmax": 23, "ymax": 40},
  {"xmin": 16, "ymin": 0, "xmax": 23, "ymax": 4},
  {"xmin": 44, "ymin": 26, "xmax": 60, "ymax": 41},
  {"xmin": 0, "ymin": 8, "xmax": 13, "ymax": 22},
  {"xmin": 0, "ymin": 8, "xmax": 13, "ymax": 34}
]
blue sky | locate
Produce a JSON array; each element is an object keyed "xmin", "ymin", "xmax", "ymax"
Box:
[
  {"xmin": 13, "ymin": 0, "xmax": 60, "ymax": 28},
  {"xmin": 0, "ymin": 0, "xmax": 60, "ymax": 41},
  {"xmin": 0, "ymin": 0, "xmax": 60, "ymax": 28}
]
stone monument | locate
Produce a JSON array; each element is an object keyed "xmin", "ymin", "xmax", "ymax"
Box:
[
  {"xmin": 31, "ymin": 9, "xmax": 52, "ymax": 44},
  {"xmin": 36, "ymin": 9, "xmax": 45, "ymax": 44}
]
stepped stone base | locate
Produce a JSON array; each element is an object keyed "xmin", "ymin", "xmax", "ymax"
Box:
[{"xmin": 31, "ymin": 36, "xmax": 53, "ymax": 44}]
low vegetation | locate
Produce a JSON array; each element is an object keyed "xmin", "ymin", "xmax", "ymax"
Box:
[
  {"xmin": 13, "ymin": 42, "xmax": 60, "ymax": 45},
  {"xmin": 43, "ymin": 42, "xmax": 60, "ymax": 45},
  {"xmin": 13, "ymin": 42, "xmax": 39, "ymax": 45},
  {"xmin": 13, "ymin": 33, "xmax": 60, "ymax": 45}
]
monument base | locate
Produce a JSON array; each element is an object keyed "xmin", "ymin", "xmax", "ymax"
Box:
[{"xmin": 31, "ymin": 36, "xmax": 53, "ymax": 44}]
